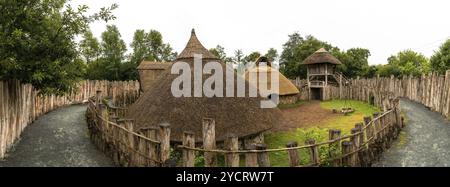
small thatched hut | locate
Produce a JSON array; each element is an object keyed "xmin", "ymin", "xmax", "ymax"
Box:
[
  {"xmin": 244, "ymin": 57, "xmax": 300, "ymax": 105},
  {"xmin": 126, "ymin": 29, "xmax": 281, "ymax": 143},
  {"xmin": 137, "ymin": 61, "xmax": 173, "ymax": 92}
]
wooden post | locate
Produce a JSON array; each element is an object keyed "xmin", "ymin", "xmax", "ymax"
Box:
[
  {"xmin": 286, "ymin": 141, "xmax": 300, "ymax": 167},
  {"xmin": 158, "ymin": 123, "xmax": 171, "ymax": 166},
  {"xmin": 96, "ymin": 90, "xmax": 102, "ymax": 105},
  {"xmin": 142, "ymin": 127, "xmax": 158, "ymax": 167},
  {"xmin": 124, "ymin": 120, "xmax": 135, "ymax": 166},
  {"xmin": 341, "ymin": 141, "xmax": 352, "ymax": 167},
  {"xmin": 202, "ymin": 118, "xmax": 217, "ymax": 167},
  {"xmin": 182, "ymin": 131, "xmax": 195, "ymax": 167},
  {"xmin": 245, "ymin": 144, "xmax": 258, "ymax": 167},
  {"xmin": 363, "ymin": 116, "xmax": 374, "ymax": 164},
  {"xmin": 350, "ymin": 128, "xmax": 360, "ymax": 167},
  {"xmin": 328, "ymin": 129, "xmax": 341, "ymax": 166},
  {"xmin": 372, "ymin": 113, "xmax": 380, "ymax": 140},
  {"xmin": 306, "ymin": 139, "xmax": 320, "ymax": 166},
  {"xmin": 225, "ymin": 134, "xmax": 239, "ymax": 167},
  {"xmin": 363, "ymin": 116, "xmax": 373, "ymax": 142},
  {"xmin": 255, "ymin": 143, "xmax": 270, "ymax": 167},
  {"xmin": 355, "ymin": 123, "xmax": 364, "ymax": 148}
]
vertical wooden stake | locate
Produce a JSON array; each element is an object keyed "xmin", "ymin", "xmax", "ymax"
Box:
[
  {"xmin": 245, "ymin": 144, "xmax": 258, "ymax": 167},
  {"xmin": 182, "ymin": 131, "xmax": 196, "ymax": 167},
  {"xmin": 202, "ymin": 118, "xmax": 217, "ymax": 167},
  {"xmin": 225, "ymin": 134, "xmax": 239, "ymax": 167},
  {"xmin": 306, "ymin": 139, "xmax": 320, "ymax": 166},
  {"xmin": 286, "ymin": 141, "xmax": 300, "ymax": 167},
  {"xmin": 255, "ymin": 143, "xmax": 270, "ymax": 167},
  {"xmin": 328, "ymin": 129, "xmax": 341, "ymax": 166},
  {"xmin": 158, "ymin": 123, "xmax": 171, "ymax": 166},
  {"xmin": 341, "ymin": 141, "xmax": 352, "ymax": 167}
]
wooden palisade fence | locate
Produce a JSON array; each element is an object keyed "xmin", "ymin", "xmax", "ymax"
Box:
[
  {"xmin": 293, "ymin": 70, "xmax": 450, "ymax": 118},
  {"xmin": 0, "ymin": 80, "xmax": 139, "ymax": 159},
  {"xmin": 88, "ymin": 89, "xmax": 403, "ymax": 167}
]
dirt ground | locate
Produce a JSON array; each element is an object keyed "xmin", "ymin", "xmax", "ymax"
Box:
[{"xmin": 271, "ymin": 101, "xmax": 340, "ymax": 132}]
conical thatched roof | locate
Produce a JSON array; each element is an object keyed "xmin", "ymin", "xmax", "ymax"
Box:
[
  {"xmin": 176, "ymin": 29, "xmax": 218, "ymax": 61},
  {"xmin": 302, "ymin": 48, "xmax": 342, "ymax": 65},
  {"xmin": 245, "ymin": 57, "xmax": 300, "ymax": 96},
  {"xmin": 126, "ymin": 30, "xmax": 281, "ymax": 142}
]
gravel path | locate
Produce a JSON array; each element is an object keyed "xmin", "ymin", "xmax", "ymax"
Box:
[
  {"xmin": 0, "ymin": 105, "xmax": 114, "ymax": 167},
  {"xmin": 373, "ymin": 99, "xmax": 450, "ymax": 167}
]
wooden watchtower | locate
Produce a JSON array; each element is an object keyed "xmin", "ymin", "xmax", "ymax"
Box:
[{"xmin": 302, "ymin": 48, "xmax": 345, "ymax": 100}]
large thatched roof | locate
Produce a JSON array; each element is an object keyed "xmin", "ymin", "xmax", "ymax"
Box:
[
  {"xmin": 137, "ymin": 61, "xmax": 173, "ymax": 92},
  {"xmin": 137, "ymin": 61, "xmax": 173, "ymax": 70},
  {"xmin": 245, "ymin": 57, "xmax": 300, "ymax": 96},
  {"xmin": 302, "ymin": 48, "xmax": 342, "ymax": 65},
  {"xmin": 126, "ymin": 30, "xmax": 281, "ymax": 142}
]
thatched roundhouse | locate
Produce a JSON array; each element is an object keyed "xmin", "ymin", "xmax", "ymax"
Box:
[
  {"xmin": 244, "ymin": 57, "xmax": 300, "ymax": 105},
  {"xmin": 137, "ymin": 61, "xmax": 173, "ymax": 92},
  {"xmin": 126, "ymin": 29, "xmax": 281, "ymax": 143}
]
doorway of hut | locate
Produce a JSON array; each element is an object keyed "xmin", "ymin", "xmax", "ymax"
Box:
[
  {"xmin": 310, "ymin": 88, "xmax": 322, "ymax": 100},
  {"xmin": 369, "ymin": 95, "xmax": 375, "ymax": 105}
]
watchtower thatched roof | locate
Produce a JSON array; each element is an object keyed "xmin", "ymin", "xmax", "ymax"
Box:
[
  {"xmin": 245, "ymin": 57, "xmax": 300, "ymax": 96},
  {"xmin": 126, "ymin": 29, "xmax": 281, "ymax": 142},
  {"xmin": 302, "ymin": 48, "xmax": 342, "ymax": 65}
]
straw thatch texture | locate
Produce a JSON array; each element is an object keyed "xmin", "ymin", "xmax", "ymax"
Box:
[
  {"xmin": 137, "ymin": 61, "xmax": 173, "ymax": 92},
  {"xmin": 302, "ymin": 48, "xmax": 342, "ymax": 65},
  {"xmin": 176, "ymin": 29, "xmax": 218, "ymax": 61},
  {"xmin": 126, "ymin": 30, "xmax": 281, "ymax": 142},
  {"xmin": 244, "ymin": 58, "xmax": 300, "ymax": 97}
]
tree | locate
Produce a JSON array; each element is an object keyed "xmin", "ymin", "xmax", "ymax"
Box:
[
  {"xmin": 337, "ymin": 48, "xmax": 371, "ymax": 78},
  {"xmin": 130, "ymin": 29, "xmax": 148, "ymax": 66},
  {"xmin": 79, "ymin": 30, "xmax": 100, "ymax": 64},
  {"xmin": 0, "ymin": 0, "xmax": 117, "ymax": 94},
  {"xmin": 265, "ymin": 48, "xmax": 279, "ymax": 63},
  {"xmin": 232, "ymin": 49, "xmax": 245, "ymax": 64},
  {"xmin": 86, "ymin": 24, "xmax": 127, "ymax": 81},
  {"xmin": 430, "ymin": 39, "xmax": 450, "ymax": 74},
  {"xmin": 146, "ymin": 30, "xmax": 177, "ymax": 62},
  {"xmin": 244, "ymin": 51, "xmax": 261, "ymax": 65},
  {"xmin": 209, "ymin": 45, "xmax": 232, "ymax": 63},
  {"xmin": 386, "ymin": 49, "xmax": 430, "ymax": 77},
  {"xmin": 279, "ymin": 33, "xmax": 336, "ymax": 79}
]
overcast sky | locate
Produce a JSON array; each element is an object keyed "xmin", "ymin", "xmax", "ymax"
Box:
[{"xmin": 70, "ymin": 0, "xmax": 449, "ymax": 65}]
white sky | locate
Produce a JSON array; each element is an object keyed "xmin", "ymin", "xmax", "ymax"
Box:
[{"xmin": 70, "ymin": 0, "xmax": 449, "ymax": 65}]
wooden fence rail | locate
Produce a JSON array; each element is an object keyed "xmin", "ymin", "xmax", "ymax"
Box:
[
  {"xmin": 174, "ymin": 98, "xmax": 402, "ymax": 167},
  {"xmin": 87, "ymin": 90, "xmax": 402, "ymax": 167},
  {"xmin": 0, "ymin": 80, "xmax": 139, "ymax": 159}
]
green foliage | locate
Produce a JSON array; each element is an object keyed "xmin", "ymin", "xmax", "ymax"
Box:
[
  {"xmin": 244, "ymin": 51, "xmax": 261, "ymax": 64},
  {"xmin": 79, "ymin": 30, "xmax": 101, "ymax": 64},
  {"xmin": 265, "ymin": 48, "xmax": 279, "ymax": 62},
  {"xmin": 279, "ymin": 33, "xmax": 339, "ymax": 79},
  {"xmin": 266, "ymin": 100, "xmax": 379, "ymax": 166},
  {"xmin": 430, "ymin": 39, "xmax": 450, "ymax": 75},
  {"xmin": 0, "ymin": 0, "xmax": 117, "ymax": 94},
  {"xmin": 383, "ymin": 49, "xmax": 430, "ymax": 77},
  {"xmin": 209, "ymin": 45, "xmax": 232, "ymax": 63},
  {"xmin": 336, "ymin": 48, "xmax": 371, "ymax": 78}
]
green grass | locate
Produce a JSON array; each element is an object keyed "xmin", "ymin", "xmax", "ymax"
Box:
[{"xmin": 266, "ymin": 99, "xmax": 380, "ymax": 167}]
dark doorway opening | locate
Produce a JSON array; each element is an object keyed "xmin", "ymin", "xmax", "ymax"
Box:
[
  {"xmin": 310, "ymin": 88, "xmax": 322, "ymax": 100},
  {"xmin": 369, "ymin": 95, "xmax": 375, "ymax": 105}
]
